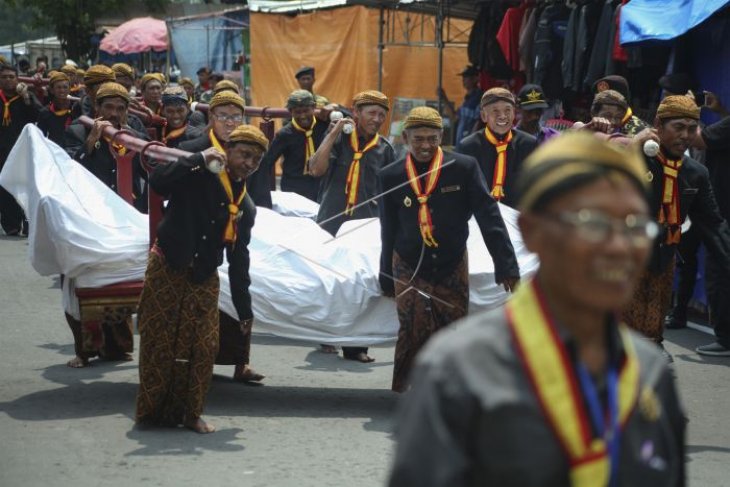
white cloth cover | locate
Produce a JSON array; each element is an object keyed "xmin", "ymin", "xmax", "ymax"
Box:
[{"xmin": 1, "ymin": 126, "xmax": 539, "ymax": 344}]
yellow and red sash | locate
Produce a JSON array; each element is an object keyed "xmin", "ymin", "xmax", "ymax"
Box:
[
  {"xmin": 209, "ymin": 129, "xmax": 247, "ymax": 243},
  {"xmin": 620, "ymin": 107, "xmax": 633, "ymax": 127},
  {"xmin": 0, "ymin": 90, "xmax": 20, "ymax": 126},
  {"xmin": 142, "ymin": 100, "xmax": 162, "ymax": 115},
  {"xmin": 103, "ymin": 136, "xmax": 127, "ymax": 156},
  {"xmin": 162, "ymin": 124, "xmax": 188, "ymax": 146},
  {"xmin": 209, "ymin": 128, "xmax": 225, "ymax": 153},
  {"xmin": 49, "ymin": 102, "xmax": 72, "ymax": 128},
  {"xmin": 344, "ymin": 129, "xmax": 380, "ymax": 216},
  {"xmin": 484, "ymin": 127, "xmax": 513, "ymax": 201},
  {"xmin": 404, "ymin": 147, "xmax": 443, "ymax": 247},
  {"xmin": 506, "ymin": 280, "xmax": 640, "ymax": 487},
  {"xmin": 657, "ymin": 151, "xmax": 683, "ymax": 244},
  {"xmin": 291, "ymin": 116, "xmax": 317, "ymax": 175}
]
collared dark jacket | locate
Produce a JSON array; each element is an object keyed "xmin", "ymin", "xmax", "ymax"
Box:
[
  {"xmin": 378, "ymin": 151, "xmax": 519, "ymax": 295},
  {"xmin": 63, "ymin": 120, "xmax": 149, "ymax": 213},
  {"xmin": 36, "ymin": 102, "xmax": 76, "ymax": 146},
  {"xmin": 0, "ymin": 92, "xmax": 39, "ymax": 166},
  {"xmin": 162, "ymin": 124, "xmax": 203, "ymax": 149},
  {"xmin": 646, "ymin": 153, "xmax": 730, "ymax": 276},
  {"xmin": 180, "ymin": 132, "xmax": 272, "ymax": 209},
  {"xmin": 456, "ymin": 128, "xmax": 538, "ymax": 209},
  {"xmin": 150, "ymin": 152, "xmax": 255, "ymax": 321}
]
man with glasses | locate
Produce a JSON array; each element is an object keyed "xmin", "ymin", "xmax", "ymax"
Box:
[
  {"xmin": 178, "ymin": 90, "xmax": 266, "ymax": 382},
  {"xmin": 378, "ymin": 107, "xmax": 519, "ymax": 392},
  {"xmin": 625, "ymin": 95, "xmax": 730, "ymax": 360},
  {"xmin": 389, "ymin": 132, "xmax": 685, "ymax": 486}
]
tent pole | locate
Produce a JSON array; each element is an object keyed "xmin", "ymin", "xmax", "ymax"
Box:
[
  {"xmin": 378, "ymin": 5, "xmax": 384, "ymax": 92},
  {"xmin": 165, "ymin": 20, "xmax": 171, "ymax": 80},
  {"xmin": 437, "ymin": 0, "xmax": 444, "ymax": 113}
]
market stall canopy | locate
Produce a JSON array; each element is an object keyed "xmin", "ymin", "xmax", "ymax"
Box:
[
  {"xmin": 100, "ymin": 17, "xmax": 168, "ymax": 55},
  {"xmin": 248, "ymin": 0, "xmax": 479, "ymax": 20},
  {"xmin": 620, "ymin": 0, "xmax": 730, "ymax": 44}
]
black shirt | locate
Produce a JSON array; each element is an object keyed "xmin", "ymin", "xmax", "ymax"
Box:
[
  {"xmin": 0, "ymin": 92, "xmax": 39, "ymax": 166},
  {"xmin": 37, "ymin": 102, "xmax": 76, "ymax": 146},
  {"xmin": 179, "ymin": 132, "xmax": 272, "ymax": 209},
  {"xmin": 150, "ymin": 152, "xmax": 256, "ymax": 322},
  {"xmin": 702, "ymin": 116, "xmax": 730, "ymax": 219},
  {"xmin": 378, "ymin": 150, "xmax": 520, "ymax": 294},
  {"xmin": 63, "ymin": 120, "xmax": 149, "ymax": 213},
  {"xmin": 456, "ymin": 128, "xmax": 537, "ymax": 208},
  {"xmin": 162, "ymin": 124, "xmax": 203, "ymax": 149},
  {"xmin": 317, "ymin": 131, "xmax": 396, "ymax": 236},
  {"xmin": 259, "ymin": 120, "xmax": 328, "ymax": 202}
]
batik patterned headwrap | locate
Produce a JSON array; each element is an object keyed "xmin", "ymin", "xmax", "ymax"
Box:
[
  {"xmin": 403, "ymin": 106, "xmax": 443, "ymax": 129},
  {"xmin": 84, "ymin": 65, "xmax": 116, "ymax": 87},
  {"xmin": 353, "ymin": 90, "xmax": 389, "ymax": 111},
  {"xmin": 480, "ymin": 87, "xmax": 516, "ymax": 107},
  {"xmin": 656, "ymin": 95, "xmax": 700, "ymax": 121},
  {"xmin": 209, "ymin": 91, "xmax": 245, "ymax": 112}
]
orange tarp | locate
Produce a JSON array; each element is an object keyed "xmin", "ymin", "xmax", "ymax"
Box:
[{"xmin": 250, "ymin": 6, "xmax": 471, "ymax": 113}]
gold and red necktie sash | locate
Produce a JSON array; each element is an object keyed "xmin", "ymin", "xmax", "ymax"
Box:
[
  {"xmin": 209, "ymin": 129, "xmax": 247, "ymax": 244},
  {"xmin": 620, "ymin": 107, "xmax": 633, "ymax": 127},
  {"xmin": 404, "ymin": 147, "xmax": 443, "ymax": 247},
  {"xmin": 1, "ymin": 90, "xmax": 20, "ymax": 126},
  {"xmin": 507, "ymin": 280, "xmax": 640, "ymax": 487},
  {"xmin": 49, "ymin": 102, "xmax": 72, "ymax": 128},
  {"xmin": 657, "ymin": 151, "xmax": 683, "ymax": 244},
  {"xmin": 291, "ymin": 116, "xmax": 317, "ymax": 175},
  {"xmin": 103, "ymin": 136, "xmax": 127, "ymax": 156},
  {"xmin": 209, "ymin": 128, "xmax": 225, "ymax": 153},
  {"xmin": 162, "ymin": 125, "xmax": 188, "ymax": 146},
  {"xmin": 484, "ymin": 127, "xmax": 513, "ymax": 201},
  {"xmin": 344, "ymin": 129, "xmax": 380, "ymax": 216},
  {"xmin": 219, "ymin": 168, "xmax": 247, "ymax": 244}
]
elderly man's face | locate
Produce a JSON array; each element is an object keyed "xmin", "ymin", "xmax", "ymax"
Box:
[
  {"xmin": 0, "ymin": 68, "xmax": 18, "ymax": 93},
  {"xmin": 143, "ymin": 80, "xmax": 163, "ymax": 104},
  {"xmin": 50, "ymin": 80, "xmax": 70, "ymax": 101},
  {"xmin": 162, "ymin": 103, "xmax": 189, "ymax": 129},
  {"xmin": 297, "ymin": 74, "xmax": 314, "ymax": 92},
  {"xmin": 595, "ymin": 104, "xmax": 626, "ymax": 129},
  {"xmin": 519, "ymin": 175, "xmax": 652, "ymax": 313},
  {"xmin": 210, "ymin": 104, "xmax": 244, "ymax": 141},
  {"xmin": 226, "ymin": 141, "xmax": 262, "ymax": 180},
  {"xmin": 97, "ymin": 97, "xmax": 128, "ymax": 127},
  {"xmin": 354, "ymin": 105, "xmax": 387, "ymax": 138},
  {"xmin": 656, "ymin": 117, "xmax": 699, "ymax": 159},
  {"xmin": 481, "ymin": 101, "xmax": 515, "ymax": 136},
  {"xmin": 291, "ymin": 105, "xmax": 315, "ymax": 129},
  {"xmin": 403, "ymin": 127, "xmax": 443, "ymax": 163}
]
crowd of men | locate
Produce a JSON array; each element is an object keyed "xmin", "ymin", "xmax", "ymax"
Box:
[{"xmin": 0, "ymin": 55, "xmax": 728, "ymax": 483}]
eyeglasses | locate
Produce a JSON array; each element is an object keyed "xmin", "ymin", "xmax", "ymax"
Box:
[
  {"xmin": 212, "ymin": 113, "xmax": 243, "ymax": 123},
  {"xmin": 542, "ymin": 209, "xmax": 659, "ymax": 248}
]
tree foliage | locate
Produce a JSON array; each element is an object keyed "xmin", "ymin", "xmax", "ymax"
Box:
[{"xmin": 2, "ymin": 0, "xmax": 169, "ymax": 62}]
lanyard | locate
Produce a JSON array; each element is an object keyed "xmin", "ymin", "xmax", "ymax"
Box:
[{"xmin": 576, "ymin": 363, "xmax": 620, "ymax": 487}]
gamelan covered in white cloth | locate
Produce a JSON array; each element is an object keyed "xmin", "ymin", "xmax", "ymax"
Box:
[{"xmin": 1, "ymin": 126, "xmax": 539, "ymax": 345}]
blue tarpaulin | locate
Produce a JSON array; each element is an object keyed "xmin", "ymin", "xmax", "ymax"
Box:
[
  {"xmin": 167, "ymin": 9, "xmax": 248, "ymax": 78},
  {"xmin": 620, "ymin": 0, "xmax": 730, "ymax": 44}
]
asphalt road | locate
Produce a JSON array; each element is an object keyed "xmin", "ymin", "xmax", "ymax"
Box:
[{"xmin": 0, "ymin": 235, "xmax": 728, "ymax": 486}]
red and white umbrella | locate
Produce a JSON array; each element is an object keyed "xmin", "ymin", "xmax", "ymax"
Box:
[{"xmin": 100, "ymin": 17, "xmax": 168, "ymax": 55}]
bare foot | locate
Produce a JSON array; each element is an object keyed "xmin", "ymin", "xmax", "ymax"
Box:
[
  {"xmin": 319, "ymin": 344, "xmax": 338, "ymax": 354},
  {"xmin": 184, "ymin": 416, "xmax": 216, "ymax": 434},
  {"xmin": 233, "ymin": 364, "xmax": 265, "ymax": 383},
  {"xmin": 66, "ymin": 355, "xmax": 89, "ymax": 368},
  {"xmin": 345, "ymin": 352, "xmax": 375, "ymax": 363}
]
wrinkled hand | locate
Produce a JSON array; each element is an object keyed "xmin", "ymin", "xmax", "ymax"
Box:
[
  {"xmin": 703, "ymin": 91, "xmax": 726, "ymax": 114},
  {"xmin": 202, "ymin": 146, "xmax": 226, "ymax": 173},
  {"xmin": 329, "ymin": 116, "xmax": 354, "ymax": 135},
  {"xmin": 89, "ymin": 118, "xmax": 113, "ymax": 142},
  {"xmin": 633, "ymin": 127, "xmax": 660, "ymax": 149},
  {"xmin": 500, "ymin": 277, "xmax": 520, "ymax": 293},
  {"xmin": 316, "ymin": 103, "xmax": 338, "ymax": 122},
  {"xmin": 15, "ymin": 82, "xmax": 29, "ymax": 101},
  {"xmin": 585, "ymin": 117, "xmax": 614, "ymax": 134}
]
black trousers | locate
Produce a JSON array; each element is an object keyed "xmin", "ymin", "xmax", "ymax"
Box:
[
  {"xmin": 342, "ymin": 346, "xmax": 368, "ymax": 359},
  {"xmin": 670, "ymin": 226, "xmax": 701, "ymax": 320},
  {"xmin": 0, "ymin": 185, "xmax": 24, "ymax": 234},
  {"xmin": 705, "ymin": 252, "xmax": 730, "ymax": 348}
]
